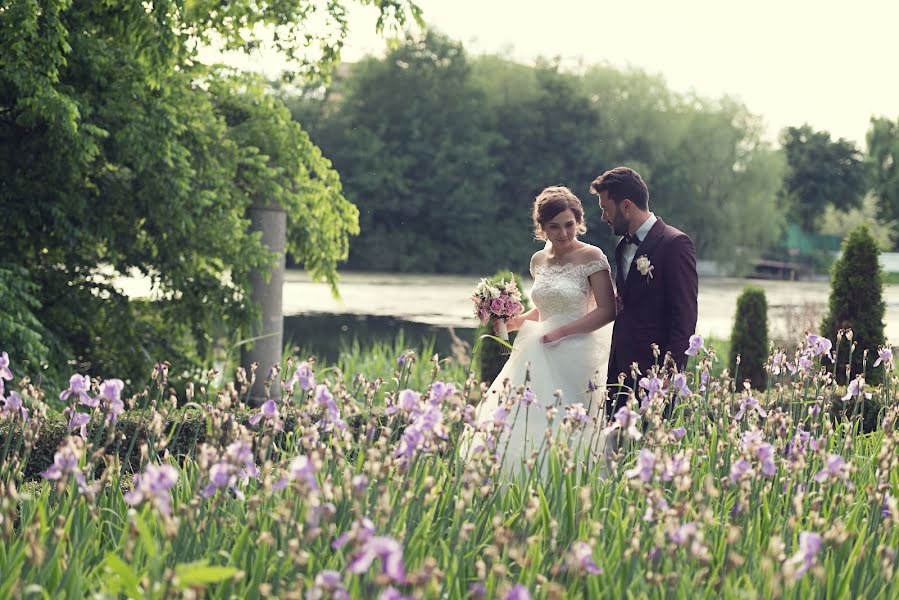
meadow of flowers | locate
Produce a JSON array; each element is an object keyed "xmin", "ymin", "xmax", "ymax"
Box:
[{"xmin": 0, "ymin": 330, "xmax": 897, "ymax": 599}]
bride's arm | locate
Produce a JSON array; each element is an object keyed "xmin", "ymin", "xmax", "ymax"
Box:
[{"xmin": 541, "ymin": 269, "xmax": 615, "ymax": 343}]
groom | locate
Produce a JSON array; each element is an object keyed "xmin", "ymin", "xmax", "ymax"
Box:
[{"xmin": 589, "ymin": 167, "xmax": 698, "ymax": 419}]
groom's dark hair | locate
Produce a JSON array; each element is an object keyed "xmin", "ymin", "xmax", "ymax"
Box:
[{"xmin": 590, "ymin": 167, "xmax": 649, "ymax": 210}]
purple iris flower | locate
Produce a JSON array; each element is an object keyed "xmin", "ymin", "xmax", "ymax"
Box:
[
  {"xmin": 873, "ymin": 346, "xmax": 894, "ymax": 369},
  {"xmin": 308, "ymin": 570, "xmax": 348, "ymax": 600},
  {"xmin": 0, "ymin": 351, "xmax": 12, "ymax": 382},
  {"xmin": 739, "ymin": 429, "xmax": 764, "ymax": 452},
  {"xmin": 282, "ymin": 361, "xmax": 315, "ymax": 392},
  {"xmin": 771, "ymin": 351, "xmax": 786, "ymax": 375},
  {"xmin": 504, "ymin": 585, "xmax": 531, "ymax": 600},
  {"xmin": 757, "ymin": 443, "xmax": 777, "ymax": 477},
  {"xmin": 668, "ymin": 522, "xmax": 698, "ymax": 546},
  {"xmin": 785, "ymin": 532, "xmax": 823, "ymax": 579},
  {"xmin": 520, "ymin": 387, "xmax": 537, "ymax": 407},
  {"xmin": 612, "ymin": 406, "xmax": 642, "ymax": 440},
  {"xmin": 316, "ymin": 385, "xmax": 347, "ymax": 433},
  {"xmin": 347, "ymin": 535, "xmax": 406, "ymax": 583},
  {"xmin": 639, "ymin": 375, "xmax": 665, "ymax": 400},
  {"xmin": 60, "ymin": 374, "xmax": 94, "ymax": 406},
  {"xmin": 729, "ymin": 458, "xmax": 752, "ymax": 484},
  {"xmin": 201, "ymin": 462, "xmax": 238, "ymax": 498},
  {"xmin": 41, "ymin": 443, "xmax": 88, "ymax": 492},
  {"xmin": 398, "ymin": 389, "xmax": 421, "ymax": 414},
  {"xmin": 1, "ymin": 391, "xmax": 29, "ymax": 422},
  {"xmin": 699, "ymin": 370, "xmax": 709, "ymax": 392},
  {"xmin": 671, "ymin": 426, "xmax": 687, "ymax": 441},
  {"xmin": 685, "ymin": 334, "xmax": 704, "ymax": 356},
  {"xmin": 734, "ymin": 394, "xmax": 767, "ymax": 421},
  {"xmin": 806, "ymin": 335, "xmax": 834, "ymax": 361},
  {"xmin": 288, "ymin": 454, "xmax": 319, "ymax": 490},
  {"xmin": 65, "ymin": 407, "xmax": 91, "ymax": 439},
  {"xmin": 249, "ymin": 399, "xmax": 279, "ymax": 427},
  {"xmin": 565, "ymin": 403, "xmax": 590, "ymax": 425},
  {"xmin": 124, "ymin": 463, "xmax": 179, "ymax": 514},
  {"xmin": 813, "ymin": 454, "xmax": 849, "ymax": 483},
  {"xmin": 569, "ymin": 541, "xmax": 603, "ymax": 574},
  {"xmin": 333, "ymin": 517, "xmax": 375, "ymax": 550},
  {"xmin": 842, "ymin": 377, "xmax": 872, "ymax": 401},
  {"xmin": 428, "ymin": 381, "xmax": 456, "ymax": 405},
  {"xmin": 625, "ymin": 449, "xmax": 657, "ymax": 483},
  {"xmin": 492, "ymin": 406, "xmax": 510, "ymax": 430},
  {"xmin": 670, "ymin": 372, "xmax": 690, "ymax": 397},
  {"xmin": 661, "ymin": 452, "xmax": 690, "ymax": 481},
  {"xmin": 98, "ymin": 378, "xmax": 125, "ymax": 422}
]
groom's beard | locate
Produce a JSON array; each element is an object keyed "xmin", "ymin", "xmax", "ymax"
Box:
[{"xmin": 611, "ymin": 215, "xmax": 629, "ymax": 237}]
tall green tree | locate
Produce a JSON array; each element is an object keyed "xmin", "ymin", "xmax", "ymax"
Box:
[
  {"xmin": 866, "ymin": 116, "xmax": 899, "ymax": 240},
  {"xmin": 0, "ymin": 0, "xmax": 419, "ymax": 385},
  {"xmin": 780, "ymin": 124, "xmax": 868, "ymax": 231},
  {"xmin": 298, "ymin": 31, "xmax": 506, "ymax": 273}
]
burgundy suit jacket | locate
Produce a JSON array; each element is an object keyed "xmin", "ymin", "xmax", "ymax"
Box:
[{"xmin": 606, "ymin": 217, "xmax": 698, "ymax": 414}]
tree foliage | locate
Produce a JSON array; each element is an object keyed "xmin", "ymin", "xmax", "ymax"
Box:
[
  {"xmin": 729, "ymin": 287, "xmax": 769, "ymax": 391},
  {"xmin": 290, "ymin": 37, "xmax": 788, "ymax": 276},
  {"xmin": 780, "ymin": 124, "xmax": 868, "ymax": 231},
  {"xmin": 0, "ymin": 0, "xmax": 418, "ymax": 385},
  {"xmin": 867, "ymin": 116, "xmax": 899, "ymax": 240},
  {"xmin": 821, "ymin": 225, "xmax": 886, "ymax": 385}
]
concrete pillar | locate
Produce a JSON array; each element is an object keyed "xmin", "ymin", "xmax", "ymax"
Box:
[{"xmin": 242, "ymin": 203, "xmax": 286, "ymax": 405}]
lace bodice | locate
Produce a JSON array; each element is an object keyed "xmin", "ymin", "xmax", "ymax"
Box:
[{"xmin": 531, "ymin": 259, "xmax": 610, "ymax": 322}]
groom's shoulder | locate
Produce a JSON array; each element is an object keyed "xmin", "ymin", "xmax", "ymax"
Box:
[{"xmin": 659, "ymin": 220, "xmax": 693, "ymax": 243}]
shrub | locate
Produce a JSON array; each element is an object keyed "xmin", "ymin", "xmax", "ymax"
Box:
[
  {"xmin": 475, "ymin": 270, "xmax": 532, "ymax": 384},
  {"xmin": 729, "ymin": 286, "xmax": 769, "ymax": 390},
  {"xmin": 821, "ymin": 225, "xmax": 886, "ymax": 384}
]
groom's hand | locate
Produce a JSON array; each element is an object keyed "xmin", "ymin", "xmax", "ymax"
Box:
[{"xmin": 541, "ymin": 329, "xmax": 564, "ymax": 345}]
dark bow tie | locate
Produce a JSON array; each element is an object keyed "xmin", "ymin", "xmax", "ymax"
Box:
[{"xmin": 622, "ymin": 233, "xmax": 641, "ymax": 246}]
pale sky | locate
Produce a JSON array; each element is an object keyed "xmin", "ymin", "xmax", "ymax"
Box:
[{"xmin": 216, "ymin": 0, "xmax": 899, "ymax": 148}]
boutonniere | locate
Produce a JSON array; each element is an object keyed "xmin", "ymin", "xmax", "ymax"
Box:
[{"xmin": 635, "ymin": 255, "xmax": 654, "ymax": 280}]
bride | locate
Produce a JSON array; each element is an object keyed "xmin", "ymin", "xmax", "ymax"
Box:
[{"xmin": 466, "ymin": 186, "xmax": 615, "ymax": 475}]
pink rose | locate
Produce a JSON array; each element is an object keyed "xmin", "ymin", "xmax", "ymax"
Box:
[
  {"xmin": 490, "ymin": 298, "xmax": 505, "ymax": 315},
  {"xmin": 505, "ymin": 298, "xmax": 522, "ymax": 316}
]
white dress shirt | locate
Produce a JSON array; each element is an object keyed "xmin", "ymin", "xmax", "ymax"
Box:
[{"xmin": 621, "ymin": 213, "xmax": 657, "ymax": 280}]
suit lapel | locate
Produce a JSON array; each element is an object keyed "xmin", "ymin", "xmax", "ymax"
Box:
[
  {"xmin": 622, "ymin": 218, "xmax": 666, "ymax": 297},
  {"xmin": 614, "ymin": 238, "xmax": 626, "ymax": 292}
]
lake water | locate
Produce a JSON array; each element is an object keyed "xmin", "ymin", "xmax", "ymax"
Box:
[{"xmin": 282, "ymin": 271, "xmax": 899, "ymax": 363}]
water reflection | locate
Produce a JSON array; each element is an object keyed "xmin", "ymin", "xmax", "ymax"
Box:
[{"xmin": 284, "ymin": 312, "xmax": 478, "ymax": 364}]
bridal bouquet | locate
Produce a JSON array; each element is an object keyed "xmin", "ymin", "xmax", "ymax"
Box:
[{"xmin": 471, "ymin": 278, "xmax": 524, "ymax": 341}]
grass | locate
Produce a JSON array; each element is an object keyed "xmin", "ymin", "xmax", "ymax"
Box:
[{"xmin": 1, "ymin": 334, "xmax": 897, "ymax": 599}]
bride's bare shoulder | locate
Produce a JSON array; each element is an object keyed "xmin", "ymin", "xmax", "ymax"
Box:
[
  {"xmin": 577, "ymin": 243, "xmax": 608, "ymax": 262},
  {"xmin": 530, "ymin": 250, "xmax": 548, "ymax": 268}
]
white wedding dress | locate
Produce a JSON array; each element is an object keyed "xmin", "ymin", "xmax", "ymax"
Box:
[{"xmin": 467, "ymin": 257, "xmax": 613, "ymax": 474}]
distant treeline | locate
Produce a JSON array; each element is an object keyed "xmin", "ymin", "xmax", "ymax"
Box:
[
  {"xmin": 283, "ymin": 32, "xmax": 899, "ymax": 275},
  {"xmin": 282, "ymin": 32, "xmax": 785, "ymax": 274}
]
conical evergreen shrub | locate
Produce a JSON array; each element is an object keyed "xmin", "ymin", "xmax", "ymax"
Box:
[
  {"xmin": 729, "ymin": 286, "xmax": 769, "ymax": 390},
  {"xmin": 821, "ymin": 225, "xmax": 886, "ymax": 384}
]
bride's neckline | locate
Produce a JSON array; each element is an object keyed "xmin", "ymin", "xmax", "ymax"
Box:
[{"xmin": 534, "ymin": 259, "xmax": 602, "ymax": 271}]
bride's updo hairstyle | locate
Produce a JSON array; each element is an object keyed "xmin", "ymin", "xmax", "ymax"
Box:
[{"xmin": 532, "ymin": 186, "xmax": 588, "ymax": 241}]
